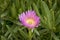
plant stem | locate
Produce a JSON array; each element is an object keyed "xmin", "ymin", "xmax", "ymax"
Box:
[{"xmin": 28, "ymin": 29, "xmax": 33, "ymax": 40}]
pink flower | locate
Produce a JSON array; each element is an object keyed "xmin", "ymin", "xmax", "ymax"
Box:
[{"xmin": 19, "ymin": 10, "xmax": 40, "ymax": 29}]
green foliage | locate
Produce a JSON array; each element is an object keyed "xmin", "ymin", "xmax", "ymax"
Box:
[{"xmin": 0, "ymin": 0, "xmax": 60, "ymax": 40}]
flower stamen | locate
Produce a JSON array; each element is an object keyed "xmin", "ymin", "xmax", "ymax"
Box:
[{"xmin": 26, "ymin": 19, "xmax": 35, "ymax": 25}]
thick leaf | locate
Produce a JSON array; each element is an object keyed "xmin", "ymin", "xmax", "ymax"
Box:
[
  {"xmin": 52, "ymin": 32, "xmax": 60, "ymax": 40},
  {"xmin": 40, "ymin": 0, "xmax": 54, "ymax": 30},
  {"xmin": 10, "ymin": 3, "xmax": 17, "ymax": 18}
]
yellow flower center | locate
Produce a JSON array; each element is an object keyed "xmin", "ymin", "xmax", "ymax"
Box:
[{"xmin": 26, "ymin": 19, "xmax": 35, "ymax": 25}]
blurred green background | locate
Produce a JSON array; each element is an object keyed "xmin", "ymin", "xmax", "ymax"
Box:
[{"xmin": 0, "ymin": 0, "xmax": 60, "ymax": 40}]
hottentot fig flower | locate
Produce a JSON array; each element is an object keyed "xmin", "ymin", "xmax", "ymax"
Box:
[{"xmin": 19, "ymin": 10, "xmax": 40, "ymax": 29}]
